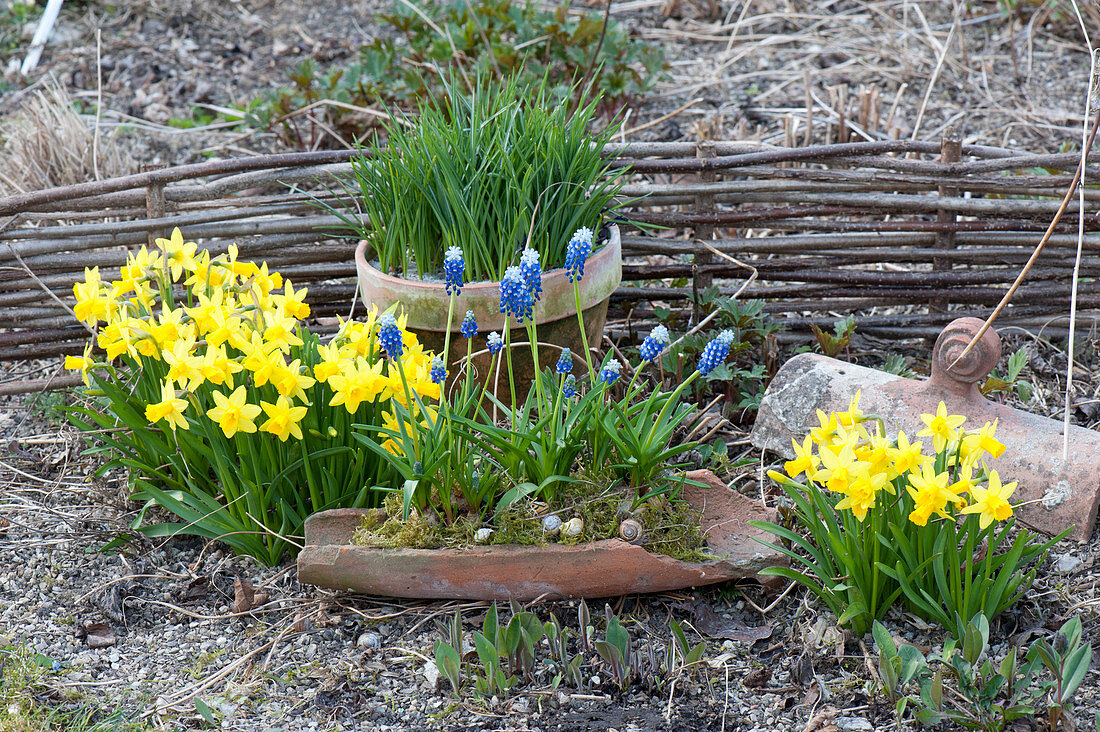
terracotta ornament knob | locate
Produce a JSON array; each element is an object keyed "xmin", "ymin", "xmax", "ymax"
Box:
[{"xmin": 930, "ymin": 317, "xmax": 1001, "ymax": 388}]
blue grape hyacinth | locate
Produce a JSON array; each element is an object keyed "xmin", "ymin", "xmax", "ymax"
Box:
[
  {"xmin": 460, "ymin": 310, "xmax": 478, "ymax": 339},
  {"xmin": 562, "ymin": 373, "xmax": 577, "ymax": 398},
  {"xmin": 555, "ymin": 348, "xmax": 572, "ymax": 374},
  {"xmin": 599, "ymin": 358, "xmax": 621, "ymax": 385},
  {"xmin": 430, "ymin": 356, "xmax": 447, "ymax": 385},
  {"xmin": 443, "ymin": 246, "xmax": 464, "ymax": 296},
  {"xmin": 499, "ymin": 266, "xmax": 533, "ymax": 323},
  {"xmin": 378, "ymin": 312, "xmax": 404, "ymax": 360},
  {"xmin": 640, "ymin": 325, "xmax": 671, "ymax": 362},
  {"xmin": 519, "ymin": 249, "xmax": 542, "ymax": 304},
  {"xmin": 697, "ymin": 330, "xmax": 736, "ymax": 376},
  {"xmin": 487, "ymin": 331, "xmax": 503, "ymax": 355},
  {"xmin": 565, "ymin": 227, "xmax": 593, "ymax": 284}
]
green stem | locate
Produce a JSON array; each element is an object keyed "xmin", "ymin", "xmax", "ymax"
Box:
[
  {"xmin": 525, "ymin": 320, "xmax": 546, "ymax": 420},
  {"xmin": 573, "ymin": 280, "xmax": 595, "ymax": 383}
]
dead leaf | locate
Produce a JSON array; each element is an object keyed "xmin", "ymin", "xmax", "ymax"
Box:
[
  {"xmin": 182, "ymin": 577, "xmax": 208, "ymax": 601},
  {"xmin": 743, "ymin": 667, "xmax": 771, "ymax": 688},
  {"xmin": 792, "ymin": 652, "xmax": 815, "ymax": 686},
  {"xmin": 689, "ymin": 601, "xmax": 772, "ymax": 643},
  {"xmin": 82, "ymin": 621, "xmax": 115, "ymax": 649},
  {"xmin": 231, "ymin": 577, "xmax": 255, "ymax": 613},
  {"xmin": 803, "ymin": 705, "xmax": 838, "ymax": 732}
]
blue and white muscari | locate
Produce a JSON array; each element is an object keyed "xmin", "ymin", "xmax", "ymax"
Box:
[
  {"xmin": 499, "ymin": 265, "xmax": 533, "ymax": 323},
  {"xmin": 378, "ymin": 312, "xmax": 404, "ymax": 359},
  {"xmin": 555, "ymin": 348, "xmax": 572, "ymax": 374},
  {"xmin": 599, "ymin": 358, "xmax": 621, "ymax": 385},
  {"xmin": 640, "ymin": 325, "xmax": 670, "ymax": 362},
  {"xmin": 460, "ymin": 310, "xmax": 478, "ymax": 339},
  {"xmin": 565, "ymin": 227, "xmax": 593, "ymax": 284},
  {"xmin": 443, "ymin": 246, "xmax": 464, "ymax": 296},
  {"xmin": 697, "ymin": 330, "xmax": 735, "ymax": 376},
  {"xmin": 486, "ymin": 331, "xmax": 503, "ymax": 355},
  {"xmin": 562, "ymin": 373, "xmax": 577, "ymax": 398},
  {"xmin": 519, "ymin": 249, "xmax": 542, "ymax": 304},
  {"xmin": 430, "ymin": 356, "xmax": 447, "ymax": 384}
]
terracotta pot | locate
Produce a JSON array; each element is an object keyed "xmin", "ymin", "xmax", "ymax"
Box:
[
  {"xmin": 354, "ymin": 226, "xmax": 621, "ymax": 397},
  {"xmin": 296, "ymin": 470, "xmax": 786, "ymax": 601}
]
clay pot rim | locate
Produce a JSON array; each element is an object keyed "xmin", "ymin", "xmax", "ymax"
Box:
[{"xmin": 354, "ymin": 225, "xmax": 621, "ymax": 332}]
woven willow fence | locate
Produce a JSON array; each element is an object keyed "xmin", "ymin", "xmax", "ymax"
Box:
[{"xmin": 2, "ymin": 139, "xmax": 1099, "ymax": 394}]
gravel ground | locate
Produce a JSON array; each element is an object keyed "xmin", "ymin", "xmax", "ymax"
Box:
[{"xmin": 2, "ymin": 353, "xmax": 1100, "ymax": 731}]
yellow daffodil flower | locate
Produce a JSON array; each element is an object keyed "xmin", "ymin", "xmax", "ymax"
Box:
[
  {"xmin": 785, "ymin": 435, "xmax": 820, "ymax": 479},
  {"xmin": 905, "ymin": 464, "xmax": 961, "ymax": 526},
  {"xmin": 313, "ymin": 342, "xmax": 343, "ymax": 384},
  {"xmin": 836, "ymin": 390, "xmax": 865, "ymax": 426},
  {"xmin": 329, "ymin": 359, "xmax": 386, "ymax": 413},
  {"xmin": 960, "ymin": 419, "xmax": 1006, "ymax": 465},
  {"xmin": 814, "ymin": 442, "xmax": 864, "ymax": 494},
  {"xmin": 276, "ymin": 280, "xmax": 311, "ymax": 320},
  {"xmin": 199, "ymin": 345, "xmax": 242, "ymax": 388},
  {"xmin": 206, "ymin": 386, "xmax": 262, "ymax": 438},
  {"xmin": 145, "ymin": 380, "xmax": 189, "ymax": 431},
  {"xmin": 959, "ymin": 469, "xmax": 1016, "ymax": 528},
  {"xmin": 917, "ymin": 402, "xmax": 966, "ymax": 452},
  {"xmin": 272, "ymin": 359, "xmax": 316, "ymax": 402},
  {"xmin": 155, "ymin": 228, "xmax": 199, "ymax": 281},
  {"xmin": 259, "ymin": 395, "xmax": 307, "ymax": 442},
  {"xmin": 889, "ymin": 431, "xmax": 927, "ymax": 475}
]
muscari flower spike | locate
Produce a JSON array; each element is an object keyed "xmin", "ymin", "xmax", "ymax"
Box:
[
  {"xmin": 499, "ymin": 266, "xmax": 533, "ymax": 323},
  {"xmin": 430, "ymin": 356, "xmax": 447, "ymax": 385},
  {"xmin": 555, "ymin": 348, "xmax": 573, "ymax": 374},
  {"xmin": 599, "ymin": 358, "xmax": 621, "ymax": 385},
  {"xmin": 562, "ymin": 373, "xmax": 577, "ymax": 398},
  {"xmin": 519, "ymin": 248, "xmax": 542, "ymax": 304},
  {"xmin": 697, "ymin": 330, "xmax": 736, "ymax": 376},
  {"xmin": 565, "ymin": 227, "xmax": 593, "ymax": 284},
  {"xmin": 378, "ymin": 312, "xmax": 404, "ymax": 360},
  {"xmin": 443, "ymin": 246, "xmax": 465, "ymax": 296},
  {"xmin": 460, "ymin": 310, "xmax": 478, "ymax": 339},
  {"xmin": 487, "ymin": 331, "xmax": 503, "ymax": 355},
  {"xmin": 640, "ymin": 325, "xmax": 671, "ymax": 362}
]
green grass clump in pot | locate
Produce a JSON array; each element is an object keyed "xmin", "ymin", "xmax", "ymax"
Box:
[{"xmin": 337, "ymin": 74, "xmax": 625, "ymax": 282}]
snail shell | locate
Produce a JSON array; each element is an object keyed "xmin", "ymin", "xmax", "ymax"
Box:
[
  {"xmin": 561, "ymin": 517, "xmax": 584, "ymax": 539},
  {"xmin": 474, "ymin": 528, "xmax": 494, "ymax": 544},
  {"xmin": 541, "ymin": 515, "xmax": 563, "ymax": 536},
  {"xmin": 618, "ymin": 519, "xmax": 645, "ymax": 545}
]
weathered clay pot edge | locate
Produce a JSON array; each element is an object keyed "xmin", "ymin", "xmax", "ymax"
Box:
[
  {"xmin": 296, "ymin": 470, "xmax": 787, "ymax": 601},
  {"xmin": 354, "ymin": 225, "xmax": 622, "ymax": 332}
]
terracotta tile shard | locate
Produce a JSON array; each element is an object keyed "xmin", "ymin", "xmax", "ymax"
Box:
[{"xmin": 297, "ymin": 469, "xmax": 786, "ymax": 601}]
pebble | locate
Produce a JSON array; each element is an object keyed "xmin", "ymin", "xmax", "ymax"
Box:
[
  {"xmin": 1054, "ymin": 554, "xmax": 1083, "ymax": 573},
  {"xmin": 836, "ymin": 717, "xmax": 874, "ymax": 732}
]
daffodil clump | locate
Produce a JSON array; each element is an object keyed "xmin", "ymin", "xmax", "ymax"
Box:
[
  {"xmin": 755, "ymin": 394, "xmax": 1066, "ymax": 637},
  {"xmin": 65, "ymin": 229, "xmax": 442, "ymax": 565}
]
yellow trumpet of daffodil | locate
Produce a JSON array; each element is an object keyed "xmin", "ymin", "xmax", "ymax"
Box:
[
  {"xmin": 259, "ymin": 395, "xmax": 307, "ymax": 442},
  {"xmin": 905, "ymin": 464, "xmax": 961, "ymax": 526},
  {"xmin": 154, "ymin": 228, "xmax": 199, "ymax": 281},
  {"xmin": 328, "ymin": 359, "xmax": 386, "ymax": 414}
]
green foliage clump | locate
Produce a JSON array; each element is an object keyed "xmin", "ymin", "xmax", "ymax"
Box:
[
  {"xmin": 0, "ymin": 3, "xmax": 36, "ymax": 63},
  {"xmin": 326, "ymin": 73, "xmax": 624, "ymax": 282},
  {"xmin": 873, "ymin": 614, "xmax": 1093, "ymax": 731},
  {"xmin": 656, "ymin": 294, "xmax": 781, "ymax": 413},
  {"xmin": 247, "ymin": 0, "xmax": 667, "ymax": 149}
]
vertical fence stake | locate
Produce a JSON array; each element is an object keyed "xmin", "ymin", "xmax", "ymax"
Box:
[
  {"xmin": 692, "ymin": 141, "xmax": 716, "ymax": 324},
  {"xmin": 146, "ymin": 182, "xmax": 166, "ymax": 247},
  {"xmin": 931, "ymin": 130, "xmax": 962, "ymax": 312}
]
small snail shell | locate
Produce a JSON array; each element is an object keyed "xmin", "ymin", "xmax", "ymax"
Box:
[
  {"xmin": 618, "ymin": 519, "xmax": 645, "ymax": 545},
  {"xmin": 474, "ymin": 528, "xmax": 494, "ymax": 544},
  {"xmin": 561, "ymin": 517, "xmax": 584, "ymax": 539},
  {"xmin": 541, "ymin": 515, "xmax": 563, "ymax": 536}
]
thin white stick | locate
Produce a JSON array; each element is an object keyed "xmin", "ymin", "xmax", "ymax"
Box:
[
  {"xmin": 93, "ymin": 28, "xmax": 102, "ymax": 181},
  {"xmin": 1065, "ymin": 1, "xmax": 1096, "ymax": 461},
  {"xmin": 20, "ymin": 0, "xmax": 65, "ymax": 76},
  {"xmin": 910, "ymin": 16, "xmax": 956, "ymax": 141}
]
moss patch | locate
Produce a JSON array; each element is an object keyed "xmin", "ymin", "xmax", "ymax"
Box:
[{"xmin": 351, "ymin": 475, "xmax": 713, "ymax": 562}]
